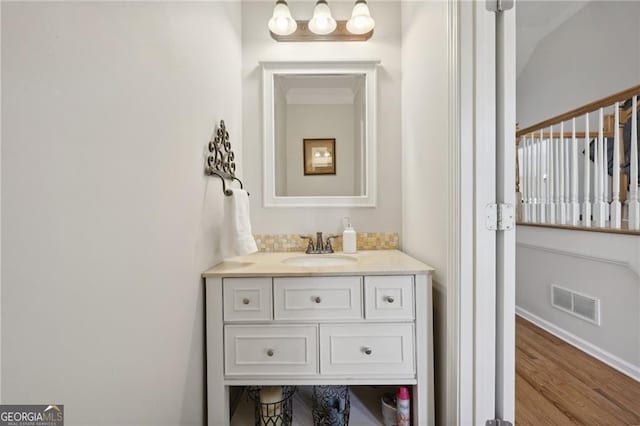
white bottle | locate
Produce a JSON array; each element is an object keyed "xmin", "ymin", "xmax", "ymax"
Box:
[{"xmin": 342, "ymin": 217, "xmax": 357, "ymax": 254}]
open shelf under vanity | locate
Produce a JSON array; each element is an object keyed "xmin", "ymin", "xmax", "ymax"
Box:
[{"xmin": 231, "ymin": 385, "xmax": 399, "ymax": 425}]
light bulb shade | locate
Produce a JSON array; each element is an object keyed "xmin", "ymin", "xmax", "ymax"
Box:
[
  {"xmin": 308, "ymin": 0, "xmax": 337, "ymax": 35},
  {"xmin": 268, "ymin": 0, "xmax": 297, "ymax": 36},
  {"xmin": 346, "ymin": 0, "xmax": 375, "ymax": 35}
]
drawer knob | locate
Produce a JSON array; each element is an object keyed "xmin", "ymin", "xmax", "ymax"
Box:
[
  {"xmin": 362, "ymin": 347, "xmax": 372, "ymax": 355},
  {"xmin": 314, "ymin": 296, "xmax": 322, "ymax": 304},
  {"xmin": 385, "ymin": 296, "xmax": 395, "ymax": 303},
  {"xmin": 266, "ymin": 349, "xmax": 274, "ymax": 357},
  {"xmin": 242, "ymin": 298, "xmax": 250, "ymax": 305}
]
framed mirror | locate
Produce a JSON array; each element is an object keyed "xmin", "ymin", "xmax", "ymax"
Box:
[{"xmin": 262, "ymin": 61, "xmax": 378, "ymax": 207}]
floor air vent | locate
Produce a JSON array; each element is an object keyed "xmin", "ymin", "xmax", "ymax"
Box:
[{"xmin": 551, "ymin": 285, "xmax": 600, "ymax": 325}]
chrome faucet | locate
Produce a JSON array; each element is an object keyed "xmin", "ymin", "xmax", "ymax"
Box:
[
  {"xmin": 300, "ymin": 232, "xmax": 340, "ymax": 254},
  {"xmin": 315, "ymin": 232, "xmax": 324, "ymax": 253}
]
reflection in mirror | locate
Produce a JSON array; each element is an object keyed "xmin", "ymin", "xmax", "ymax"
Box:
[
  {"xmin": 262, "ymin": 61, "xmax": 378, "ymax": 207},
  {"xmin": 274, "ymin": 74, "xmax": 366, "ymax": 197}
]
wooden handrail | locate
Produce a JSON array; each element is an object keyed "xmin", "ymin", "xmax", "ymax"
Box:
[
  {"xmin": 516, "ymin": 84, "xmax": 640, "ymax": 138},
  {"xmin": 519, "ymin": 131, "xmax": 615, "ymax": 140}
]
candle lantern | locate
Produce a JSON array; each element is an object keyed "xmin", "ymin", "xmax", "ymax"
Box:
[
  {"xmin": 247, "ymin": 386, "xmax": 297, "ymax": 426},
  {"xmin": 311, "ymin": 385, "xmax": 351, "ymax": 426}
]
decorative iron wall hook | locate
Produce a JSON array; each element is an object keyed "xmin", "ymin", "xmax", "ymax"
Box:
[{"xmin": 205, "ymin": 120, "xmax": 249, "ymax": 196}]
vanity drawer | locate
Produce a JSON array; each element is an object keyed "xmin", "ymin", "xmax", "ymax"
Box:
[
  {"xmin": 223, "ymin": 278, "xmax": 272, "ymax": 322},
  {"xmin": 224, "ymin": 325, "xmax": 317, "ymax": 376},
  {"xmin": 364, "ymin": 275, "xmax": 414, "ymax": 320},
  {"xmin": 273, "ymin": 277, "xmax": 362, "ymax": 320},
  {"xmin": 319, "ymin": 324, "xmax": 415, "ymax": 376}
]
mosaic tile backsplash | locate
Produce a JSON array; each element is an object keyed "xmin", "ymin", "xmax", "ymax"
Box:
[{"xmin": 254, "ymin": 232, "xmax": 399, "ymax": 252}]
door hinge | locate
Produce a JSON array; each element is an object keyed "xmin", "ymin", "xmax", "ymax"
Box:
[
  {"xmin": 486, "ymin": 0, "xmax": 514, "ymax": 13},
  {"xmin": 486, "ymin": 420, "xmax": 513, "ymax": 426},
  {"xmin": 485, "ymin": 203, "xmax": 514, "ymax": 231}
]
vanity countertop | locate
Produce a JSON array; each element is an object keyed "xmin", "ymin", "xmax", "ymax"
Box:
[{"xmin": 202, "ymin": 250, "xmax": 434, "ymax": 278}]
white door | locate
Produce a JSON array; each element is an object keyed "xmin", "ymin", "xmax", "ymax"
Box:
[{"xmin": 459, "ymin": 0, "xmax": 516, "ymax": 424}]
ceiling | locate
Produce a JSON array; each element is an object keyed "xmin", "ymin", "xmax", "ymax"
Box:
[{"xmin": 517, "ymin": 0, "xmax": 591, "ymax": 76}]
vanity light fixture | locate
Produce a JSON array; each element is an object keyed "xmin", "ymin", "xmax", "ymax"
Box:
[
  {"xmin": 267, "ymin": 0, "xmax": 374, "ymax": 42},
  {"xmin": 268, "ymin": 0, "xmax": 297, "ymax": 36},
  {"xmin": 346, "ymin": 0, "xmax": 375, "ymax": 35},
  {"xmin": 308, "ymin": 0, "xmax": 337, "ymax": 35}
]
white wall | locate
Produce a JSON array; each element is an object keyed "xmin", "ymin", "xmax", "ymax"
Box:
[
  {"xmin": 242, "ymin": 1, "xmax": 402, "ymax": 234},
  {"xmin": 1, "ymin": 2, "xmax": 242, "ymax": 424},
  {"xmin": 284, "ymin": 104, "xmax": 356, "ymax": 196},
  {"xmin": 516, "ymin": 227, "xmax": 640, "ymax": 379},
  {"xmin": 517, "ymin": 1, "xmax": 640, "ymax": 128},
  {"xmin": 401, "ymin": 1, "xmax": 450, "ymax": 424}
]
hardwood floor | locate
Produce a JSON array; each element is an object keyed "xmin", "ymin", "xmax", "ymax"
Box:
[{"xmin": 516, "ymin": 316, "xmax": 640, "ymax": 425}]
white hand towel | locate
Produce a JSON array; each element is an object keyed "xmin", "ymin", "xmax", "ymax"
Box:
[{"xmin": 221, "ymin": 189, "xmax": 258, "ymax": 258}]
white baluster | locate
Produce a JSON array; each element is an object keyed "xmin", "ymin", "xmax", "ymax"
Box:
[
  {"xmin": 547, "ymin": 128, "xmax": 556, "ymax": 224},
  {"xmin": 611, "ymin": 102, "xmax": 622, "ymax": 228},
  {"xmin": 538, "ymin": 138, "xmax": 547, "ymax": 223},
  {"xmin": 564, "ymin": 126, "xmax": 571, "ymax": 221},
  {"xmin": 594, "ymin": 108, "xmax": 607, "ymax": 227},
  {"xmin": 603, "ymin": 116, "xmax": 609, "ymax": 221},
  {"xmin": 629, "ymin": 95, "xmax": 639, "ymax": 229},
  {"xmin": 524, "ymin": 136, "xmax": 530, "ymax": 222},
  {"xmin": 554, "ymin": 126, "xmax": 561, "ymax": 223},
  {"xmin": 594, "ymin": 113, "xmax": 599, "ymax": 217},
  {"xmin": 558, "ymin": 122, "xmax": 566, "ymax": 224},
  {"xmin": 527, "ymin": 138, "xmax": 535, "ymax": 222},
  {"xmin": 521, "ymin": 137, "xmax": 527, "ymax": 221},
  {"xmin": 540, "ymin": 138, "xmax": 549, "ymax": 223},
  {"xmin": 531, "ymin": 138, "xmax": 540, "ymax": 222},
  {"xmin": 548, "ymin": 132, "xmax": 553, "ymax": 223},
  {"xmin": 583, "ymin": 113, "xmax": 591, "ymax": 226},
  {"xmin": 570, "ymin": 118, "xmax": 580, "ymax": 225}
]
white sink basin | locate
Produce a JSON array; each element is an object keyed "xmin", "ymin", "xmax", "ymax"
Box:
[{"xmin": 282, "ymin": 255, "xmax": 357, "ymax": 267}]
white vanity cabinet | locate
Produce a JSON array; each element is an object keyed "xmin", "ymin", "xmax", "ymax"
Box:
[{"xmin": 204, "ymin": 250, "xmax": 434, "ymax": 426}]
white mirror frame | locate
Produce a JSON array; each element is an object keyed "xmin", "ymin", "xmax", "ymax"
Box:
[{"xmin": 262, "ymin": 60, "xmax": 379, "ymax": 208}]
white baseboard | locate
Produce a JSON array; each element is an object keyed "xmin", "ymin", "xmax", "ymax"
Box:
[{"xmin": 516, "ymin": 306, "xmax": 640, "ymax": 382}]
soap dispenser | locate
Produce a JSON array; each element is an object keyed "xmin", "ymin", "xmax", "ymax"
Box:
[{"xmin": 342, "ymin": 217, "xmax": 357, "ymax": 254}]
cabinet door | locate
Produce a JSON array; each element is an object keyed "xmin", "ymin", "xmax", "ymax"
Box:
[
  {"xmin": 224, "ymin": 325, "xmax": 317, "ymax": 376},
  {"xmin": 223, "ymin": 278, "xmax": 272, "ymax": 322},
  {"xmin": 320, "ymin": 324, "xmax": 415, "ymax": 376},
  {"xmin": 364, "ymin": 275, "xmax": 414, "ymax": 320},
  {"xmin": 273, "ymin": 277, "xmax": 362, "ymax": 320}
]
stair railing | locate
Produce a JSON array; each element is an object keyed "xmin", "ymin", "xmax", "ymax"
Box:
[{"xmin": 516, "ymin": 84, "xmax": 640, "ymax": 231}]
